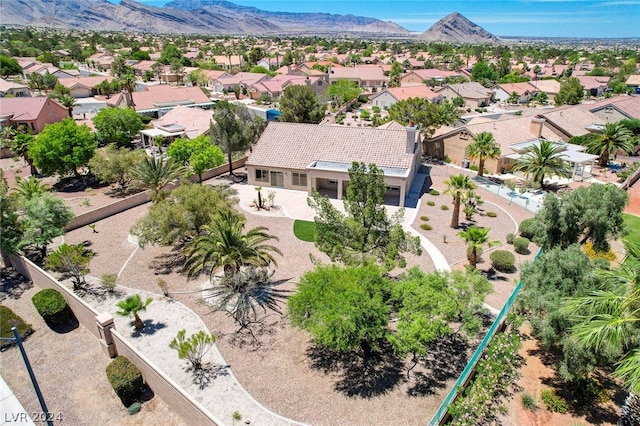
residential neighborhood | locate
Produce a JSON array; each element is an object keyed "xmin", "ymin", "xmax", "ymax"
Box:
[{"xmin": 1, "ymin": 23, "xmax": 640, "ymax": 426}]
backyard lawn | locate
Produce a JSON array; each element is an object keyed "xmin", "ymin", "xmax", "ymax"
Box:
[
  {"xmin": 293, "ymin": 220, "xmax": 316, "ymax": 242},
  {"xmin": 623, "ymin": 213, "xmax": 640, "ymax": 246}
]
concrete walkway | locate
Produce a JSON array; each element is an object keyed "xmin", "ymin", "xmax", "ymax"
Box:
[
  {"xmin": 229, "ymin": 183, "xmax": 451, "ymax": 271},
  {"xmin": 0, "ymin": 375, "xmax": 35, "ymax": 426}
]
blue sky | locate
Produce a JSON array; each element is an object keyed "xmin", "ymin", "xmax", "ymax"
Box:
[{"xmin": 132, "ymin": 0, "xmax": 640, "ymax": 38}]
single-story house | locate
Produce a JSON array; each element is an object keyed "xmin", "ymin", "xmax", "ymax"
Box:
[
  {"xmin": 131, "ymin": 85, "xmax": 213, "ymax": 117},
  {"xmin": 213, "ymin": 72, "xmax": 270, "ymax": 93},
  {"xmin": 625, "ymin": 75, "xmax": 640, "ymax": 94},
  {"xmin": 576, "ymin": 76, "xmax": 611, "ymax": 97},
  {"xmin": 328, "ymin": 65, "xmax": 388, "ymax": 89},
  {"xmin": 401, "ymin": 69, "xmax": 464, "ymax": 86},
  {"xmin": 140, "ymin": 105, "xmax": 213, "ymax": 147},
  {"xmin": 436, "ymin": 82, "xmax": 493, "ymax": 109},
  {"xmin": 527, "ymin": 79, "xmax": 561, "ymax": 103},
  {"xmin": 57, "ymin": 76, "xmax": 114, "ymax": 98},
  {"xmin": 246, "ymin": 122, "xmax": 422, "ymax": 207},
  {"xmin": 371, "ymin": 86, "xmax": 443, "ymax": 109},
  {"xmin": 494, "ymin": 82, "xmax": 537, "ymax": 104},
  {"xmin": 0, "ymin": 78, "xmax": 30, "ymax": 97},
  {"xmin": 585, "ymin": 95, "xmax": 640, "ymax": 121},
  {"xmin": 0, "ymin": 97, "xmax": 69, "ymax": 133}
]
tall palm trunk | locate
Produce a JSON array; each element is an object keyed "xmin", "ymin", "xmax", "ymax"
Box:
[
  {"xmin": 134, "ymin": 313, "xmax": 144, "ymax": 330},
  {"xmin": 478, "ymin": 158, "xmax": 485, "ymax": 177},
  {"xmin": 451, "ymin": 195, "xmax": 461, "ymax": 228}
]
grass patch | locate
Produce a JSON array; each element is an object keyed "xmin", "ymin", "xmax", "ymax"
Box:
[
  {"xmin": 623, "ymin": 213, "xmax": 640, "ymax": 247},
  {"xmin": 293, "ymin": 220, "xmax": 316, "ymax": 242},
  {"xmin": 0, "ymin": 306, "xmax": 33, "ymax": 350}
]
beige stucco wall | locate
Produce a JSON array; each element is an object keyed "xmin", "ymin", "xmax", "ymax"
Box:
[{"xmin": 425, "ymin": 134, "xmax": 503, "ymax": 174}]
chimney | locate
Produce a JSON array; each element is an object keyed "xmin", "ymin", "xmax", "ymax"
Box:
[
  {"xmin": 406, "ymin": 121, "xmax": 416, "ymax": 154},
  {"xmin": 530, "ymin": 114, "xmax": 545, "ymax": 138}
]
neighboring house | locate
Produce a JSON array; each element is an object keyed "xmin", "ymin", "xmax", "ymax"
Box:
[
  {"xmin": 542, "ymin": 105, "xmax": 605, "ymax": 138},
  {"xmin": 425, "ymin": 114, "xmax": 595, "ymax": 175},
  {"xmin": 131, "ymin": 85, "xmax": 213, "ymax": 117},
  {"xmin": 131, "ymin": 60, "xmax": 158, "ymax": 77},
  {"xmin": 0, "ymin": 97, "xmax": 69, "ymax": 133},
  {"xmin": 401, "ymin": 69, "xmax": 464, "ymax": 86},
  {"xmin": 202, "ymin": 70, "xmax": 232, "ymax": 88},
  {"xmin": 371, "ymin": 86, "xmax": 443, "ymax": 109},
  {"xmin": 140, "ymin": 105, "xmax": 213, "ymax": 147},
  {"xmin": 256, "ymin": 57, "xmax": 278, "ymax": 70},
  {"xmin": 528, "ymin": 79, "xmax": 561, "ymax": 104},
  {"xmin": 494, "ymin": 82, "xmax": 537, "ymax": 104},
  {"xmin": 625, "ymin": 75, "xmax": 640, "ymax": 94},
  {"xmin": 246, "ymin": 122, "xmax": 421, "ymax": 207},
  {"xmin": 57, "ymin": 76, "xmax": 114, "ymax": 98},
  {"xmin": 0, "ymin": 78, "xmax": 30, "ymax": 97},
  {"xmin": 249, "ymin": 75, "xmax": 328, "ymax": 100},
  {"xmin": 213, "ymin": 72, "xmax": 270, "ymax": 93},
  {"xmin": 436, "ymin": 82, "xmax": 493, "ymax": 109},
  {"xmin": 585, "ymin": 95, "xmax": 640, "ymax": 121},
  {"xmin": 211, "ymin": 55, "xmax": 245, "ymax": 70},
  {"xmin": 328, "ymin": 65, "xmax": 388, "ymax": 89},
  {"xmin": 576, "ymin": 76, "xmax": 611, "ymax": 97}
]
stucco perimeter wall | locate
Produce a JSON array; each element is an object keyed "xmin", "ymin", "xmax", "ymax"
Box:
[
  {"xmin": 8, "ymin": 254, "xmax": 101, "ymax": 340},
  {"xmin": 64, "ymin": 157, "xmax": 248, "ymax": 232},
  {"xmin": 7, "ymin": 253, "xmax": 220, "ymax": 426},
  {"xmin": 110, "ymin": 330, "xmax": 220, "ymax": 426}
]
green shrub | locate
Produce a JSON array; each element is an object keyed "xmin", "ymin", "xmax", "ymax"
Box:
[
  {"xmin": 521, "ymin": 392, "xmax": 538, "ymax": 411},
  {"xmin": 486, "ymin": 211, "xmax": 497, "ymax": 218},
  {"xmin": 541, "ymin": 389, "xmax": 568, "ymax": 413},
  {"xmin": 127, "ymin": 402, "xmax": 141, "ymax": 415},
  {"xmin": 470, "ymin": 164, "xmax": 479, "ymax": 171},
  {"xmin": 506, "ymin": 233, "xmax": 515, "ymax": 244},
  {"xmin": 514, "ymin": 237, "xmax": 530, "ymax": 254},
  {"xmin": 429, "ymin": 189, "xmax": 440, "ymax": 196},
  {"xmin": 490, "ymin": 250, "xmax": 516, "ymax": 272},
  {"xmin": 518, "ymin": 218, "xmax": 537, "ymax": 240},
  {"xmin": 106, "ymin": 356, "xmax": 144, "ymax": 406},
  {"xmin": 440, "ymin": 205, "xmax": 449, "ymax": 210},
  {"xmin": 31, "ymin": 289, "xmax": 72, "ymax": 325},
  {"xmin": 426, "ymin": 200, "xmax": 435, "ymax": 206},
  {"xmin": 420, "ymin": 223, "xmax": 433, "ymax": 231},
  {"xmin": 0, "ymin": 306, "xmax": 33, "ymax": 350},
  {"xmin": 420, "ymin": 215, "xmax": 429, "ymax": 221}
]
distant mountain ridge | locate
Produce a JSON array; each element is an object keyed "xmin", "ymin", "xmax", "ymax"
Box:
[
  {"xmin": 418, "ymin": 12, "xmax": 501, "ymax": 44},
  {"xmin": 0, "ymin": 0, "xmax": 410, "ymax": 35}
]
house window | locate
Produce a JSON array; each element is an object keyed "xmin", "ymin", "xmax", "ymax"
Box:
[
  {"xmin": 255, "ymin": 169, "xmax": 269, "ymax": 182},
  {"xmin": 503, "ymin": 158, "xmax": 510, "ymax": 165},
  {"xmin": 460, "ymin": 131, "xmax": 469, "ymax": 140},
  {"xmin": 292, "ymin": 172, "xmax": 307, "ymax": 187}
]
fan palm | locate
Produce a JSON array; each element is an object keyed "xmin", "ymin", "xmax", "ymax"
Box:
[
  {"xmin": 134, "ymin": 156, "xmax": 187, "ymax": 202},
  {"xmin": 466, "ymin": 131, "xmax": 501, "ymax": 178},
  {"xmin": 458, "ymin": 226, "xmax": 492, "ymax": 269},
  {"xmin": 586, "ymin": 122, "xmax": 635, "ymax": 167},
  {"xmin": 184, "ymin": 209, "xmax": 282, "ymax": 279},
  {"xmin": 563, "ymin": 241, "xmax": 640, "ymax": 394},
  {"xmin": 444, "ymin": 174, "xmax": 476, "ymax": 228},
  {"xmin": 12, "ymin": 176, "xmax": 50, "ymax": 203},
  {"xmin": 116, "ymin": 294, "xmax": 152, "ymax": 330},
  {"xmin": 512, "ymin": 140, "xmax": 572, "ymax": 189}
]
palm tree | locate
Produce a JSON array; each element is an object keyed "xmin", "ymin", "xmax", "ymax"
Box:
[
  {"xmin": 134, "ymin": 156, "xmax": 187, "ymax": 202},
  {"xmin": 512, "ymin": 140, "xmax": 572, "ymax": 189},
  {"xmin": 444, "ymin": 174, "xmax": 476, "ymax": 228},
  {"xmin": 458, "ymin": 226, "xmax": 491, "ymax": 269},
  {"xmin": 564, "ymin": 242, "xmax": 640, "ymax": 421},
  {"xmin": 435, "ymin": 101, "xmax": 462, "ymax": 128},
  {"xmin": 12, "ymin": 176, "xmax": 50, "ymax": 202},
  {"xmin": 184, "ymin": 209, "xmax": 282, "ymax": 279},
  {"xmin": 55, "ymin": 94, "xmax": 77, "ymax": 117},
  {"xmin": 586, "ymin": 122, "xmax": 635, "ymax": 167},
  {"xmin": 466, "ymin": 131, "xmax": 501, "ymax": 178},
  {"xmin": 10, "ymin": 133, "xmax": 38, "ymax": 176},
  {"xmin": 116, "ymin": 294, "xmax": 153, "ymax": 330}
]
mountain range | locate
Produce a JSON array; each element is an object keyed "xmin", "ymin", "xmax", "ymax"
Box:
[{"xmin": 0, "ymin": 0, "xmax": 409, "ymax": 35}]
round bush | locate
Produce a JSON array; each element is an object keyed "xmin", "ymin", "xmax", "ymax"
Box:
[
  {"xmin": 31, "ymin": 289, "xmax": 71, "ymax": 325},
  {"xmin": 440, "ymin": 205, "xmax": 449, "ymax": 210},
  {"xmin": 429, "ymin": 189, "xmax": 440, "ymax": 196},
  {"xmin": 106, "ymin": 356, "xmax": 144, "ymax": 406},
  {"xmin": 486, "ymin": 211, "xmax": 497, "ymax": 218},
  {"xmin": 128, "ymin": 402, "xmax": 142, "ymax": 415},
  {"xmin": 420, "ymin": 223, "xmax": 433, "ymax": 231},
  {"xmin": 506, "ymin": 233, "xmax": 515, "ymax": 244},
  {"xmin": 420, "ymin": 215, "xmax": 430, "ymax": 221},
  {"xmin": 518, "ymin": 218, "xmax": 537, "ymax": 240},
  {"xmin": 514, "ymin": 237, "xmax": 530, "ymax": 254},
  {"xmin": 490, "ymin": 250, "xmax": 516, "ymax": 272},
  {"xmin": 426, "ymin": 200, "xmax": 436, "ymax": 206}
]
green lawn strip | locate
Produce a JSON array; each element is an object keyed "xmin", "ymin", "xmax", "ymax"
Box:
[
  {"xmin": 293, "ymin": 220, "xmax": 316, "ymax": 242},
  {"xmin": 623, "ymin": 213, "xmax": 640, "ymax": 247},
  {"xmin": 0, "ymin": 306, "xmax": 33, "ymax": 350}
]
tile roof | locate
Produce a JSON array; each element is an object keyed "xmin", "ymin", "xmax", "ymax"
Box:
[
  {"xmin": 543, "ymin": 105, "xmax": 604, "ymax": 136},
  {"xmin": 247, "ymin": 122, "xmax": 416, "ymax": 171},
  {"xmin": 151, "ymin": 106, "xmax": 213, "ymax": 139},
  {"xmin": 403, "ymin": 69, "xmax": 462, "ymax": 80},
  {"xmin": 57, "ymin": 76, "xmax": 113, "ymax": 90},
  {"xmin": 0, "ymin": 97, "xmax": 50, "ymax": 120},
  {"xmin": 131, "ymin": 85, "xmax": 211, "ymax": 111},
  {"xmin": 528, "ymin": 79, "xmax": 561, "ymax": 94},
  {"xmin": 576, "ymin": 75, "xmax": 611, "ymax": 89},
  {"xmin": 329, "ymin": 66, "xmax": 387, "ymax": 81},
  {"xmin": 585, "ymin": 95, "xmax": 640, "ymax": 119},
  {"xmin": 374, "ymin": 86, "xmax": 441, "ymax": 102},
  {"xmin": 438, "ymin": 82, "xmax": 493, "ymax": 99},
  {"xmin": 625, "ymin": 75, "xmax": 640, "ymax": 86},
  {"xmin": 0, "ymin": 78, "xmax": 28, "ymax": 92},
  {"xmin": 497, "ymin": 82, "xmax": 537, "ymax": 96}
]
